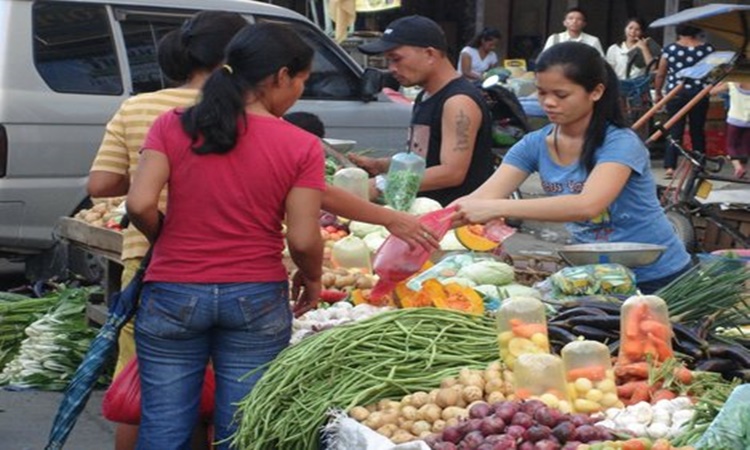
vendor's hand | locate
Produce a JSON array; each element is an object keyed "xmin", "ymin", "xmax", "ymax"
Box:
[
  {"xmin": 384, "ymin": 210, "xmax": 440, "ymax": 251},
  {"xmin": 348, "ymin": 153, "xmax": 383, "ymax": 176},
  {"xmin": 291, "ymin": 271, "xmax": 321, "ymax": 318},
  {"xmin": 635, "ymin": 37, "xmax": 650, "ymax": 50},
  {"xmin": 368, "ymin": 178, "xmax": 381, "ymax": 201},
  {"xmin": 453, "ymin": 198, "xmax": 503, "ymax": 226}
]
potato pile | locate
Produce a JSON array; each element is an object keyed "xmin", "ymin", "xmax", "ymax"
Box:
[
  {"xmin": 350, "ymin": 363, "xmax": 515, "ymax": 444},
  {"xmin": 322, "ymin": 267, "xmax": 375, "ymax": 293},
  {"xmin": 73, "ymin": 197, "xmax": 125, "ymax": 229}
]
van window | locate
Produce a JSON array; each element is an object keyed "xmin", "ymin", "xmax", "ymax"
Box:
[
  {"xmin": 120, "ymin": 18, "xmax": 183, "ymax": 94},
  {"xmin": 257, "ymin": 17, "xmax": 360, "ymax": 100},
  {"xmin": 33, "ymin": 2, "xmax": 122, "ymax": 95}
]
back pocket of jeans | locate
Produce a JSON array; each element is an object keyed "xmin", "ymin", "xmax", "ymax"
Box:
[
  {"xmin": 137, "ymin": 284, "xmax": 199, "ymax": 338},
  {"xmin": 237, "ymin": 284, "xmax": 291, "ymax": 337}
]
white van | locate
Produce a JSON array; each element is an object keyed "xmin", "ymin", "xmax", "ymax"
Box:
[{"xmin": 0, "ymin": 0, "xmax": 410, "ymax": 278}]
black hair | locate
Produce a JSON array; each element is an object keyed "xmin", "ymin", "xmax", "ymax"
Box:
[
  {"xmin": 676, "ymin": 24, "xmax": 702, "ymax": 38},
  {"xmin": 535, "ymin": 42, "xmax": 627, "ymax": 173},
  {"xmin": 283, "ymin": 112, "xmax": 326, "ymax": 138},
  {"xmin": 622, "ymin": 17, "xmax": 648, "ymax": 43},
  {"xmin": 181, "ymin": 22, "xmax": 314, "ymax": 155},
  {"xmin": 565, "ymin": 7, "xmax": 588, "ymax": 22},
  {"xmin": 157, "ymin": 11, "xmax": 247, "ymax": 84},
  {"xmin": 468, "ymin": 27, "xmax": 502, "ymax": 48}
]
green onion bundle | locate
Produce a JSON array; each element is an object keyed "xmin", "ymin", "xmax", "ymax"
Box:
[
  {"xmin": 0, "ymin": 287, "xmax": 99, "ymax": 390},
  {"xmin": 0, "ymin": 294, "xmax": 61, "ymax": 370},
  {"xmin": 657, "ymin": 259, "xmax": 750, "ymax": 329},
  {"xmin": 232, "ymin": 308, "xmax": 499, "ymax": 450}
]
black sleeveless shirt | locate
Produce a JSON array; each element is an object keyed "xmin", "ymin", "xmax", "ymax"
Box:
[{"xmin": 409, "ymin": 77, "xmax": 494, "ymax": 206}]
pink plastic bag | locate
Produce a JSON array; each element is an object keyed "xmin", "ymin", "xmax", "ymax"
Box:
[
  {"xmin": 370, "ymin": 206, "xmax": 457, "ymax": 299},
  {"xmin": 102, "ymin": 358, "xmax": 215, "ymax": 424}
]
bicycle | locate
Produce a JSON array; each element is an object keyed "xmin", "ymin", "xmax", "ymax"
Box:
[{"xmin": 657, "ymin": 124, "xmax": 750, "ymax": 252}]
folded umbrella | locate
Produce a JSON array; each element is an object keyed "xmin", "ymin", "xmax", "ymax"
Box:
[{"xmin": 45, "ymin": 253, "xmax": 150, "ymax": 450}]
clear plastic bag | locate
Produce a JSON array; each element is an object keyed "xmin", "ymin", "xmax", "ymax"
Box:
[
  {"xmin": 695, "ymin": 384, "xmax": 750, "ymax": 449},
  {"xmin": 384, "ymin": 152, "xmax": 425, "ymax": 211}
]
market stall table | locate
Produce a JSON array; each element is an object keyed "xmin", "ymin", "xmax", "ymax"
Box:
[{"xmin": 56, "ymin": 217, "xmax": 123, "ymax": 325}]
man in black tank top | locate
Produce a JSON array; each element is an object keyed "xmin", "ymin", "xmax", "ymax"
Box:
[{"xmin": 353, "ymin": 15, "xmax": 494, "ymax": 206}]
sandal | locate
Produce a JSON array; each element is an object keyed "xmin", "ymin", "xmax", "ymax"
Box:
[
  {"xmin": 664, "ymin": 169, "xmax": 675, "ymax": 179},
  {"xmin": 734, "ymin": 167, "xmax": 747, "ymax": 179}
]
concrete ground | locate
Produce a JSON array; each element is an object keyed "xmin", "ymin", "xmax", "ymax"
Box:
[{"xmin": 0, "ymin": 155, "xmax": 747, "ymax": 450}]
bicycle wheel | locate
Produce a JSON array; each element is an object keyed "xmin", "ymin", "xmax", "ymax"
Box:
[{"xmin": 666, "ymin": 210, "xmax": 696, "ymax": 252}]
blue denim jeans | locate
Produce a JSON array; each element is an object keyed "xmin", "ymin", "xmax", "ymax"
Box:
[{"xmin": 134, "ymin": 281, "xmax": 291, "ymax": 450}]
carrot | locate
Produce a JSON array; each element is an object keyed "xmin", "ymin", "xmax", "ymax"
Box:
[
  {"xmin": 617, "ymin": 380, "xmax": 649, "ymax": 398},
  {"xmin": 615, "ymin": 362, "xmax": 650, "ymax": 380},
  {"xmin": 567, "ymin": 366, "xmax": 606, "ymax": 382},
  {"xmin": 643, "ymin": 340, "xmax": 659, "ymax": 359},
  {"xmin": 626, "ymin": 303, "xmax": 648, "ymax": 338},
  {"xmin": 620, "ymin": 339, "xmax": 644, "ymax": 361},
  {"xmin": 674, "ymin": 366, "xmax": 694, "ymax": 385},
  {"xmin": 651, "ymin": 389, "xmax": 677, "ymax": 402},
  {"xmin": 640, "ymin": 320, "xmax": 672, "ymax": 341},
  {"xmin": 515, "ymin": 388, "xmax": 531, "ymax": 400},
  {"xmin": 630, "ymin": 383, "xmax": 652, "ymax": 404},
  {"xmin": 648, "ymin": 333, "xmax": 673, "ymax": 361},
  {"xmin": 512, "ymin": 323, "xmax": 547, "ymax": 338}
]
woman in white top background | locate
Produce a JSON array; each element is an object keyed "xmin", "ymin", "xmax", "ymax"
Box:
[
  {"xmin": 459, "ymin": 27, "xmax": 501, "ymax": 81},
  {"xmin": 606, "ymin": 18, "xmax": 659, "ymax": 80}
]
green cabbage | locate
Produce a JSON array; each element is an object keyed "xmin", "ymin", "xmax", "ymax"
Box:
[
  {"xmin": 456, "ymin": 260, "xmax": 515, "ymax": 286},
  {"xmin": 349, "ymin": 221, "xmax": 387, "ymax": 239},
  {"xmin": 408, "ymin": 197, "xmax": 443, "ymax": 215},
  {"xmin": 497, "ymin": 283, "xmax": 541, "ymax": 300}
]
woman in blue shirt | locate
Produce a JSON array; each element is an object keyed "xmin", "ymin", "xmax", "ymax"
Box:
[{"xmin": 453, "ymin": 42, "xmax": 691, "ymax": 293}]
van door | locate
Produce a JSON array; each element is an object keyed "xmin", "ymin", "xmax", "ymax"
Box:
[{"xmin": 257, "ymin": 17, "xmax": 411, "ymax": 156}]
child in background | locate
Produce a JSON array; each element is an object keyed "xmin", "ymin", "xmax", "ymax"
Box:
[{"xmin": 712, "ymin": 82, "xmax": 750, "ymax": 179}]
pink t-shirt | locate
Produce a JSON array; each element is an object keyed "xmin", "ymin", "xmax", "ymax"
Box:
[{"xmin": 142, "ymin": 110, "xmax": 325, "ymax": 283}]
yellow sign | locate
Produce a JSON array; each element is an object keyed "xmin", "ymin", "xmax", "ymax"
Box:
[
  {"xmin": 696, "ymin": 180, "xmax": 713, "ymax": 199},
  {"xmin": 504, "ymin": 59, "xmax": 527, "ymax": 72},
  {"xmin": 356, "ymin": 0, "xmax": 401, "ymax": 13}
]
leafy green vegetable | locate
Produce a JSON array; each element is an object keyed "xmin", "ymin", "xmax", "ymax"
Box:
[
  {"xmin": 456, "ymin": 260, "xmax": 515, "ymax": 286},
  {"xmin": 385, "ymin": 170, "xmax": 421, "ymax": 211}
]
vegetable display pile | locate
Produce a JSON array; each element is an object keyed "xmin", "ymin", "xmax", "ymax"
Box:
[
  {"xmin": 425, "ymin": 399, "xmax": 616, "ymax": 449},
  {"xmin": 347, "ymin": 363, "xmax": 514, "ymax": 443},
  {"xmin": 232, "ymin": 308, "xmax": 500, "ymax": 450},
  {"xmin": 546, "ymin": 265, "xmax": 750, "ymax": 382},
  {"xmin": 0, "ymin": 287, "xmax": 100, "ymax": 390},
  {"xmin": 0, "ymin": 292, "xmax": 61, "ymax": 369}
]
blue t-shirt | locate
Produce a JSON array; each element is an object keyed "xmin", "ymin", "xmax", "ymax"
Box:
[{"xmin": 504, "ymin": 124, "xmax": 690, "ymax": 282}]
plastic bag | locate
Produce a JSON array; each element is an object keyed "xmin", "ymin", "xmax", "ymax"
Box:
[
  {"xmin": 370, "ymin": 207, "xmax": 456, "ymax": 300},
  {"xmin": 550, "ymin": 264, "xmax": 636, "ymax": 297},
  {"xmin": 102, "ymin": 357, "xmax": 215, "ymax": 424},
  {"xmin": 695, "ymin": 384, "xmax": 750, "ymax": 449}
]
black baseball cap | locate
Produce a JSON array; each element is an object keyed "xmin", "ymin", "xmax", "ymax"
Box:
[{"xmin": 358, "ymin": 15, "xmax": 448, "ymax": 55}]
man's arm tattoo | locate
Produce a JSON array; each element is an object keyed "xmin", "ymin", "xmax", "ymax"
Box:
[{"xmin": 454, "ymin": 109, "xmax": 471, "ymax": 152}]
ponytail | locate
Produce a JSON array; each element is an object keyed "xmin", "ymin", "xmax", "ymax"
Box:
[{"xmin": 181, "ymin": 22, "xmax": 313, "ymax": 155}]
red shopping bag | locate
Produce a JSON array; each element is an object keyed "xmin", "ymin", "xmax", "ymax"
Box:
[{"xmin": 102, "ymin": 357, "xmax": 215, "ymax": 424}]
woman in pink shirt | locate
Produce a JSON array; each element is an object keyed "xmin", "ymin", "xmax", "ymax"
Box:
[{"xmin": 126, "ymin": 23, "xmax": 321, "ymax": 449}]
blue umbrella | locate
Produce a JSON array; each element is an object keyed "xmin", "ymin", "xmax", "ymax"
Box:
[{"xmin": 45, "ymin": 254, "xmax": 150, "ymax": 450}]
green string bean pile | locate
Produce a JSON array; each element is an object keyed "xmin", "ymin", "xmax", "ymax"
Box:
[{"xmin": 232, "ymin": 308, "xmax": 499, "ymax": 450}]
